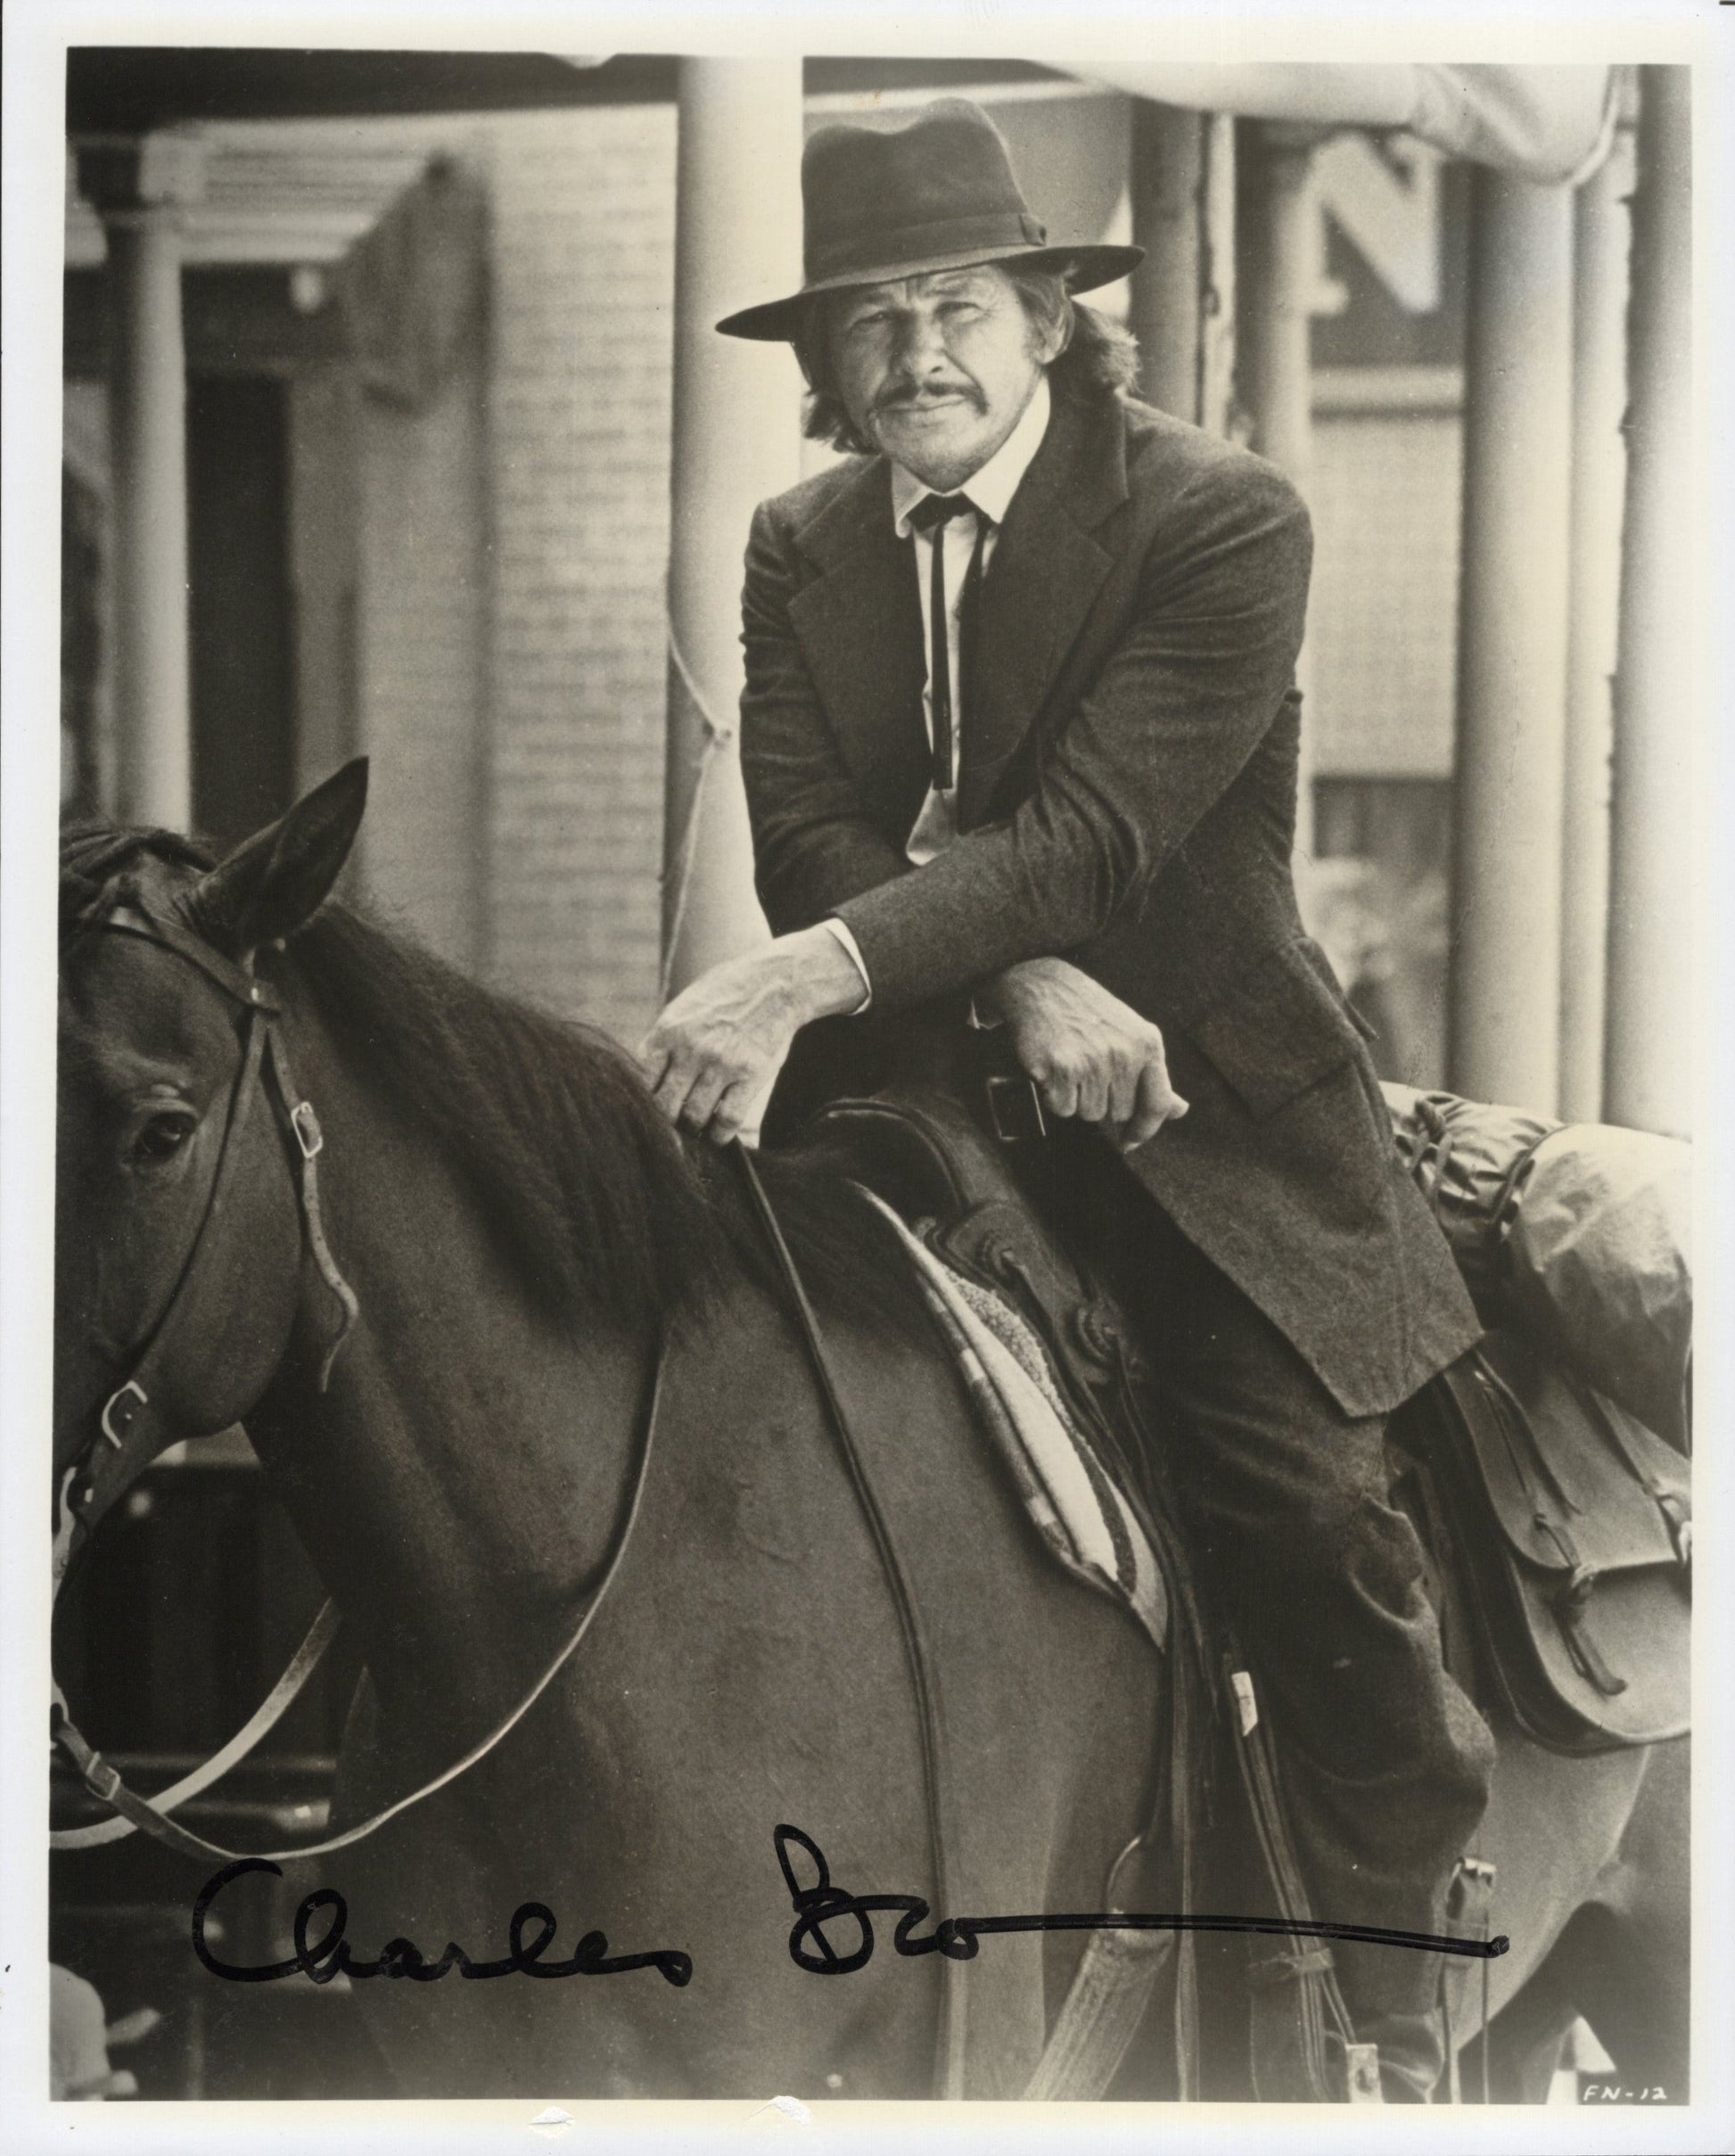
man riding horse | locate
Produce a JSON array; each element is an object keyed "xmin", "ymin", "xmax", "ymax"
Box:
[{"xmin": 638, "ymin": 97, "xmax": 1494, "ymax": 2102}]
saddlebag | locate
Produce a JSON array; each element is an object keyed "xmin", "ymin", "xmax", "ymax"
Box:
[{"xmin": 1411, "ymin": 1329, "xmax": 1690, "ymax": 1753}]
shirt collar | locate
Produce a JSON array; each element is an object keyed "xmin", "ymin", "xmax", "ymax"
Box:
[{"xmin": 890, "ymin": 374, "xmax": 1051, "ymax": 539}]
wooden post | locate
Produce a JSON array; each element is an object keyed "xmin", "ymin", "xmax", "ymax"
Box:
[
  {"xmin": 1447, "ymin": 170, "xmax": 1575, "ymax": 1113},
  {"xmin": 661, "ymin": 59, "xmax": 803, "ymax": 998},
  {"xmin": 1557, "ymin": 123, "xmax": 1635, "ymax": 1123},
  {"xmin": 1604, "ymin": 67, "xmax": 1692, "ymax": 1139},
  {"xmin": 1129, "ymin": 103, "xmax": 1202, "ymax": 420},
  {"xmin": 1129, "ymin": 104, "xmax": 1236, "ymax": 432},
  {"xmin": 76, "ymin": 135, "xmax": 204, "ymax": 832},
  {"xmin": 1240, "ymin": 124, "xmax": 1320, "ymax": 871}
]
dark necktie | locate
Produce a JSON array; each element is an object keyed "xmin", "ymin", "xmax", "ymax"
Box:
[{"xmin": 907, "ymin": 492, "xmax": 989, "ymax": 794}]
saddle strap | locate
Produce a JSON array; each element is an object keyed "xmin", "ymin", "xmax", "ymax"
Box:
[
  {"xmin": 732, "ymin": 1145, "xmax": 966, "ymax": 2101},
  {"xmin": 1223, "ymin": 1656, "xmax": 1359, "ymax": 2103},
  {"xmin": 1020, "ymin": 1925, "xmax": 1173, "ymax": 2099},
  {"xmin": 1441, "ymin": 1856, "xmax": 1498, "ymax": 2104}
]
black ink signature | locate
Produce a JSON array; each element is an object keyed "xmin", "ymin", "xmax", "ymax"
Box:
[
  {"xmin": 192, "ymin": 1857, "xmax": 692, "ymax": 1987},
  {"xmin": 772, "ymin": 1824, "xmax": 1510, "ymax": 1974}
]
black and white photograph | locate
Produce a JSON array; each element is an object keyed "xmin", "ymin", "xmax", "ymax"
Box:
[{"xmin": 3, "ymin": 8, "xmax": 1731, "ymax": 2148}]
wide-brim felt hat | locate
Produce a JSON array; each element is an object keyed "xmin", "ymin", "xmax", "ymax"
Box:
[{"xmin": 716, "ymin": 97, "xmax": 1144, "ymax": 342}]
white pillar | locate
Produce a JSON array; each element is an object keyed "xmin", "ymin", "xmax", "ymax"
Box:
[
  {"xmin": 661, "ymin": 59, "xmax": 804, "ymax": 998},
  {"xmin": 1240, "ymin": 128, "xmax": 1316, "ymax": 486},
  {"xmin": 1447, "ymin": 171, "xmax": 1575, "ymax": 1112},
  {"xmin": 1604, "ymin": 68, "xmax": 1692, "ymax": 1139},
  {"xmin": 1557, "ymin": 125, "xmax": 1635, "ymax": 1123},
  {"xmin": 1197, "ymin": 113, "xmax": 1238, "ymax": 440},
  {"xmin": 76, "ymin": 136, "xmax": 204, "ymax": 833},
  {"xmin": 1240, "ymin": 125, "xmax": 1320, "ymax": 872}
]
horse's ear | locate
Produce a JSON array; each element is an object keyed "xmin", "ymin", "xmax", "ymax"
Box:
[{"xmin": 185, "ymin": 760, "xmax": 368, "ymax": 958}]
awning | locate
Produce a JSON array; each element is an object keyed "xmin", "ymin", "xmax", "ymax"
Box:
[{"xmin": 1073, "ymin": 64, "xmax": 1623, "ymax": 185}]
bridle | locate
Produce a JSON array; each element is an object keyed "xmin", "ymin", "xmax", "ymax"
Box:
[
  {"xmin": 52, "ymin": 893, "xmax": 358, "ymax": 1591},
  {"xmin": 50, "ymin": 889, "xmax": 663, "ymax": 1866}
]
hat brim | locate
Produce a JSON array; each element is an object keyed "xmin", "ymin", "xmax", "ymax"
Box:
[{"xmin": 715, "ymin": 242, "xmax": 1145, "ymax": 342}]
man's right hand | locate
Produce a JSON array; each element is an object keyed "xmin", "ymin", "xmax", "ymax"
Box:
[{"xmin": 984, "ymin": 958, "xmax": 1188, "ymax": 1151}]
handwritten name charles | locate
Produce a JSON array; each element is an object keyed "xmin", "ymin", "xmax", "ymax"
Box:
[{"xmin": 192, "ymin": 1856, "xmax": 694, "ymax": 1988}]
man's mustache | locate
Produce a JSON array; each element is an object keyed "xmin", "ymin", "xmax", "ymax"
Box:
[{"xmin": 874, "ymin": 379, "xmax": 985, "ymax": 416}]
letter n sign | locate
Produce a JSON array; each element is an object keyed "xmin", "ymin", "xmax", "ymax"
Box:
[{"xmin": 1310, "ymin": 136, "xmax": 1444, "ymax": 319}]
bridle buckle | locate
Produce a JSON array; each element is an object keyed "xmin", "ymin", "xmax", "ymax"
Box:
[
  {"xmin": 99, "ymin": 1378, "xmax": 147, "ymax": 1451},
  {"xmin": 291, "ymin": 1100, "xmax": 324, "ymax": 1161}
]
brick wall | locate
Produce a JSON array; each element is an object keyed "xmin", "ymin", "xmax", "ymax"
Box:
[
  {"xmin": 154, "ymin": 104, "xmax": 685, "ymax": 1041},
  {"xmin": 1308, "ymin": 391, "xmax": 1463, "ymax": 781},
  {"xmin": 483, "ymin": 104, "xmax": 678, "ymax": 1045}
]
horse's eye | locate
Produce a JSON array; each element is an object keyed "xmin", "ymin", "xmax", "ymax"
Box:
[{"xmin": 131, "ymin": 1112, "xmax": 196, "ymax": 1166}]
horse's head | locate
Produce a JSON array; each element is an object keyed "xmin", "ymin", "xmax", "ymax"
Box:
[{"xmin": 54, "ymin": 762, "xmax": 368, "ymax": 1555}]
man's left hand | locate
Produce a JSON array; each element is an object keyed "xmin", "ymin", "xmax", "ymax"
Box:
[{"xmin": 637, "ymin": 926, "xmax": 867, "ymax": 1145}]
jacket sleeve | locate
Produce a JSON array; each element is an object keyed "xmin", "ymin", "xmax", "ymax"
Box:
[
  {"xmin": 833, "ymin": 456, "xmax": 1313, "ymax": 1010},
  {"xmin": 739, "ymin": 499, "xmax": 913, "ymax": 937}
]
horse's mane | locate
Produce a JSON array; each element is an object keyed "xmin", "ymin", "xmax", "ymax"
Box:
[{"xmin": 60, "ymin": 822, "xmax": 914, "ymax": 1340}]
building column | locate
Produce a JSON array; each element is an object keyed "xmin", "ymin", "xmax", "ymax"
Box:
[
  {"xmin": 1239, "ymin": 124, "xmax": 1320, "ymax": 869},
  {"xmin": 1128, "ymin": 104, "xmax": 1237, "ymax": 433},
  {"xmin": 1604, "ymin": 67, "xmax": 1692, "ymax": 1139},
  {"xmin": 1557, "ymin": 121, "xmax": 1636, "ymax": 1123},
  {"xmin": 661, "ymin": 59, "xmax": 804, "ymax": 998},
  {"xmin": 75, "ymin": 135, "xmax": 204, "ymax": 832},
  {"xmin": 1446, "ymin": 171, "xmax": 1575, "ymax": 1112}
]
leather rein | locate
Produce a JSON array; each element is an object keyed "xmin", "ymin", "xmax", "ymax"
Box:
[{"xmin": 51, "ymin": 895, "xmax": 664, "ymax": 1866}]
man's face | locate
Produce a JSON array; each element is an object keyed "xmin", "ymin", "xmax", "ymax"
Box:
[{"xmin": 827, "ymin": 264, "xmax": 1064, "ymax": 492}]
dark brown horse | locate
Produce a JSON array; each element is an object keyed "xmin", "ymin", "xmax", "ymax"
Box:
[{"xmin": 53, "ymin": 765, "xmax": 1688, "ymax": 2102}]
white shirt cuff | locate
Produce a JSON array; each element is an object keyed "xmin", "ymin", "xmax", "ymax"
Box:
[{"xmin": 821, "ymin": 918, "xmax": 873, "ymax": 1013}]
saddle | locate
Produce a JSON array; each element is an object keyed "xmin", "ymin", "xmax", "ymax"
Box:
[
  {"xmin": 802, "ymin": 1073, "xmax": 1692, "ymax": 2094},
  {"xmin": 805, "ymin": 1082, "xmax": 1150, "ymax": 1468}
]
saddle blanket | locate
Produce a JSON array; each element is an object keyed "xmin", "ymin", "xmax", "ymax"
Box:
[{"xmin": 854, "ymin": 1186, "xmax": 1169, "ymax": 1652}]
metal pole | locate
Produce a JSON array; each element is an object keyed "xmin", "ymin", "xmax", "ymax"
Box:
[
  {"xmin": 1446, "ymin": 170, "xmax": 1575, "ymax": 1113},
  {"xmin": 1604, "ymin": 67, "xmax": 1692, "ymax": 1138},
  {"xmin": 1240, "ymin": 125, "xmax": 1320, "ymax": 870},
  {"xmin": 661, "ymin": 58, "xmax": 803, "ymax": 998},
  {"xmin": 1557, "ymin": 123, "xmax": 1635, "ymax": 1123},
  {"xmin": 76, "ymin": 136, "xmax": 204, "ymax": 832}
]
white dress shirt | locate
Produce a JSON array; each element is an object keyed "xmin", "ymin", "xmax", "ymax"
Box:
[{"xmin": 825, "ymin": 374, "xmax": 1053, "ymax": 1008}]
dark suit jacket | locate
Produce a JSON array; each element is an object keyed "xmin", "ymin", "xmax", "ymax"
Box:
[{"xmin": 740, "ymin": 383, "xmax": 1478, "ymax": 1417}]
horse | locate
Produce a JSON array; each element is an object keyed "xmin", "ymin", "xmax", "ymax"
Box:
[{"xmin": 52, "ymin": 762, "xmax": 1689, "ymax": 2103}]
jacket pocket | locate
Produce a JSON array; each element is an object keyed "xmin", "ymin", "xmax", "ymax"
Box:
[{"xmin": 1181, "ymin": 936, "xmax": 1365, "ymax": 1119}]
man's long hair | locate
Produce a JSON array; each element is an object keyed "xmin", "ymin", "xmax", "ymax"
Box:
[{"xmin": 793, "ymin": 267, "xmax": 1141, "ymax": 457}]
